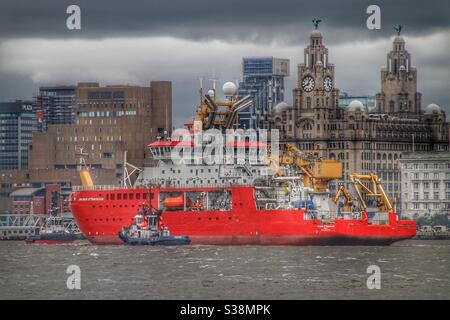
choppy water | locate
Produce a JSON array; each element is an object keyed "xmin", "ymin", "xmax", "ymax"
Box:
[{"xmin": 0, "ymin": 240, "xmax": 449, "ymax": 299}]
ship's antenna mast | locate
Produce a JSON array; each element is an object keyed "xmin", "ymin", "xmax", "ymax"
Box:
[
  {"xmin": 209, "ymin": 77, "xmax": 217, "ymax": 101},
  {"xmin": 75, "ymin": 146, "xmax": 89, "ymax": 170},
  {"xmin": 122, "ymin": 151, "xmax": 142, "ymax": 189},
  {"xmin": 209, "ymin": 68, "xmax": 217, "ymax": 102},
  {"xmin": 199, "ymin": 77, "xmax": 204, "ymax": 105}
]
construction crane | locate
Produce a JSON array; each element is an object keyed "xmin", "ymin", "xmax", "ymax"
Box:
[
  {"xmin": 349, "ymin": 173, "xmax": 393, "ymax": 212},
  {"xmin": 332, "ymin": 185, "xmax": 354, "ymax": 212}
]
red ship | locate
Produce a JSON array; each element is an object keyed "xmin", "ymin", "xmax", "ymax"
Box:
[
  {"xmin": 70, "ymin": 83, "xmax": 416, "ymax": 245},
  {"xmin": 71, "ymin": 185, "xmax": 415, "ymax": 245}
]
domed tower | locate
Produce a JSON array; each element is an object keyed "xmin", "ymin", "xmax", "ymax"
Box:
[
  {"xmin": 292, "ymin": 19, "xmax": 340, "ymax": 139},
  {"xmin": 376, "ymin": 25, "xmax": 422, "ymax": 115}
]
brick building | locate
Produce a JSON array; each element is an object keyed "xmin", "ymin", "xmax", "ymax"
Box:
[{"xmin": 0, "ymin": 81, "xmax": 172, "ymax": 212}]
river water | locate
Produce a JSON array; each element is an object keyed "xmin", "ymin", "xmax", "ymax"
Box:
[{"xmin": 0, "ymin": 240, "xmax": 449, "ymax": 299}]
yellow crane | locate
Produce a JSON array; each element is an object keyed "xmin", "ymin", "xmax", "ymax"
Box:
[
  {"xmin": 76, "ymin": 147, "xmax": 94, "ymax": 189},
  {"xmin": 332, "ymin": 185, "xmax": 354, "ymax": 212},
  {"xmin": 278, "ymin": 144, "xmax": 342, "ymax": 192},
  {"xmin": 349, "ymin": 173, "xmax": 393, "ymax": 212}
]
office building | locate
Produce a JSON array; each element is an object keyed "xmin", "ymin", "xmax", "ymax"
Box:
[
  {"xmin": 238, "ymin": 57, "xmax": 289, "ymax": 129},
  {"xmin": 0, "ymin": 101, "xmax": 37, "ymax": 170}
]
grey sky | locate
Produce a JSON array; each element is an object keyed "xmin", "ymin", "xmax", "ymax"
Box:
[{"xmin": 0, "ymin": 0, "xmax": 449, "ymax": 126}]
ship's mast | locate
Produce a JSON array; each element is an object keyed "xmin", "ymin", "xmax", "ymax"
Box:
[{"xmin": 122, "ymin": 151, "xmax": 142, "ymax": 189}]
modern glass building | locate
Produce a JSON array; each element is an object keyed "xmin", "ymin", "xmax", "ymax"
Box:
[
  {"xmin": 34, "ymin": 86, "xmax": 76, "ymax": 131},
  {"xmin": 0, "ymin": 101, "xmax": 37, "ymax": 169},
  {"xmin": 238, "ymin": 57, "xmax": 289, "ymax": 129}
]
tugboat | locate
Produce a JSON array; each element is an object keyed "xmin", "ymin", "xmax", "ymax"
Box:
[
  {"xmin": 26, "ymin": 216, "xmax": 85, "ymax": 244},
  {"xmin": 118, "ymin": 204, "xmax": 190, "ymax": 246}
]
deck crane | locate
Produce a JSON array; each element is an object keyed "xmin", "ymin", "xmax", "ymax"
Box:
[
  {"xmin": 195, "ymin": 83, "xmax": 252, "ymax": 131},
  {"xmin": 332, "ymin": 185, "xmax": 354, "ymax": 212},
  {"xmin": 349, "ymin": 173, "xmax": 393, "ymax": 212},
  {"xmin": 76, "ymin": 147, "xmax": 94, "ymax": 189},
  {"xmin": 278, "ymin": 144, "xmax": 342, "ymax": 192}
]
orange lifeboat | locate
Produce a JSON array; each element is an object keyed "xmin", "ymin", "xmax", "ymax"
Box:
[{"xmin": 163, "ymin": 194, "xmax": 184, "ymax": 208}]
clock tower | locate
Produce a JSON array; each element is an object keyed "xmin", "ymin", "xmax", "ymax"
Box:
[
  {"xmin": 375, "ymin": 26, "xmax": 422, "ymax": 115},
  {"xmin": 292, "ymin": 20, "xmax": 340, "ymax": 139}
]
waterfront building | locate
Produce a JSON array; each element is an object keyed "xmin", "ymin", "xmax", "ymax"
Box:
[
  {"xmin": 238, "ymin": 57, "xmax": 289, "ymax": 129},
  {"xmin": 400, "ymin": 152, "xmax": 450, "ymax": 217},
  {"xmin": 264, "ymin": 24, "xmax": 449, "ymax": 214},
  {"xmin": 29, "ymin": 81, "xmax": 172, "ymax": 176},
  {"xmin": 33, "ymin": 85, "xmax": 76, "ymax": 131},
  {"xmin": 0, "ymin": 81, "xmax": 172, "ymax": 212},
  {"xmin": 0, "ymin": 101, "xmax": 37, "ymax": 170},
  {"xmin": 9, "ymin": 184, "xmax": 71, "ymax": 215}
]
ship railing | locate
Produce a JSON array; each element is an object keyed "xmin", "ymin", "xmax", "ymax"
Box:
[
  {"xmin": 143, "ymin": 181, "xmax": 255, "ymax": 189},
  {"xmin": 72, "ymin": 181, "xmax": 257, "ymax": 191},
  {"xmin": 72, "ymin": 185, "xmax": 124, "ymax": 191}
]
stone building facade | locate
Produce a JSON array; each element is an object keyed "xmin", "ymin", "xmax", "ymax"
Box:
[
  {"xmin": 376, "ymin": 36, "xmax": 422, "ymax": 115},
  {"xmin": 264, "ymin": 27, "xmax": 449, "ymax": 214},
  {"xmin": 400, "ymin": 152, "xmax": 450, "ymax": 217}
]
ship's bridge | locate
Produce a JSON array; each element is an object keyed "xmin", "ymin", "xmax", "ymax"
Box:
[
  {"xmin": 148, "ymin": 140, "xmax": 196, "ymax": 160},
  {"xmin": 148, "ymin": 139, "xmax": 268, "ymax": 162}
]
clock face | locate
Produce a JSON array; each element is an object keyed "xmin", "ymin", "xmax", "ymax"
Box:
[
  {"xmin": 302, "ymin": 76, "xmax": 315, "ymax": 92},
  {"xmin": 324, "ymin": 76, "xmax": 333, "ymax": 91}
]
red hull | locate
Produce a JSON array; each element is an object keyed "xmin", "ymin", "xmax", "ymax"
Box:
[{"xmin": 70, "ymin": 186, "xmax": 416, "ymax": 245}]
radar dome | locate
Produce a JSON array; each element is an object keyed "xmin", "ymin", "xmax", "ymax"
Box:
[
  {"xmin": 347, "ymin": 100, "xmax": 365, "ymax": 112},
  {"xmin": 207, "ymin": 89, "xmax": 215, "ymax": 97},
  {"xmin": 222, "ymin": 82, "xmax": 237, "ymax": 96},
  {"xmin": 425, "ymin": 103, "xmax": 442, "ymax": 114}
]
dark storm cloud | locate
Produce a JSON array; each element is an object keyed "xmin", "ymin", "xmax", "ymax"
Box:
[
  {"xmin": 1, "ymin": 0, "xmax": 449, "ymax": 43},
  {"xmin": 0, "ymin": 0, "xmax": 449, "ymax": 124}
]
